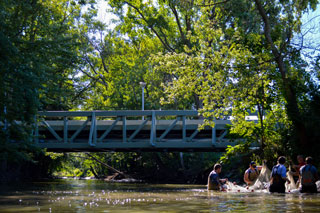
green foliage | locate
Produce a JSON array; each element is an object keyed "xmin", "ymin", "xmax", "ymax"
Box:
[
  {"xmin": 0, "ymin": 0, "xmax": 98, "ymax": 179},
  {"xmin": 78, "ymin": 29, "xmax": 163, "ymax": 110},
  {"xmin": 0, "ymin": 0, "xmax": 93, "ymax": 140},
  {"xmin": 1, "ymin": 0, "xmax": 320, "ymax": 181},
  {"xmin": 53, "ymin": 152, "xmax": 220, "ymax": 183},
  {"xmin": 150, "ymin": 0, "xmax": 320, "ymax": 165}
]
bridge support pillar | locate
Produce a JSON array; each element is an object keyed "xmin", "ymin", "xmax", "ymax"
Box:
[
  {"xmin": 122, "ymin": 116, "xmax": 126, "ymax": 142},
  {"xmin": 88, "ymin": 112, "xmax": 96, "ymax": 146},
  {"xmin": 182, "ymin": 115, "xmax": 186, "ymax": 142},
  {"xmin": 212, "ymin": 126, "xmax": 216, "ymax": 145},
  {"xmin": 63, "ymin": 116, "xmax": 68, "ymax": 143},
  {"xmin": 150, "ymin": 111, "xmax": 156, "ymax": 146}
]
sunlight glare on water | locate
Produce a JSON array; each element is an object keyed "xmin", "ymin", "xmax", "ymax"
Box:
[{"xmin": 1, "ymin": 179, "xmax": 320, "ymax": 212}]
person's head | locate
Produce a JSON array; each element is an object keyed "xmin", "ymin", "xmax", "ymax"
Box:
[
  {"xmin": 214, "ymin": 164, "xmax": 222, "ymax": 173},
  {"xmin": 249, "ymin": 161, "xmax": 257, "ymax": 169},
  {"xmin": 278, "ymin": 156, "xmax": 286, "ymax": 165},
  {"xmin": 297, "ymin": 155, "xmax": 304, "ymax": 163},
  {"xmin": 306, "ymin": 156, "xmax": 313, "ymax": 165}
]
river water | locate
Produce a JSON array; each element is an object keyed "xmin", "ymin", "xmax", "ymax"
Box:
[{"xmin": 1, "ymin": 179, "xmax": 320, "ymax": 212}]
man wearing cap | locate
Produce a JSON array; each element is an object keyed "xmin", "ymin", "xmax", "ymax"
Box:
[{"xmin": 244, "ymin": 161, "xmax": 262, "ymax": 186}]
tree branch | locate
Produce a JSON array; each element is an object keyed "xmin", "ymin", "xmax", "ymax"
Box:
[
  {"xmin": 124, "ymin": 1, "xmax": 175, "ymax": 52},
  {"xmin": 254, "ymin": 0, "xmax": 286, "ymax": 80},
  {"xmin": 169, "ymin": 4, "xmax": 186, "ymax": 42},
  {"xmin": 79, "ymin": 67, "xmax": 108, "ymax": 87},
  {"xmin": 86, "ymin": 37, "xmax": 110, "ymax": 74},
  {"xmin": 195, "ymin": 0, "xmax": 229, "ymax": 7},
  {"xmin": 71, "ymin": 80, "xmax": 97, "ymax": 103},
  {"xmin": 85, "ymin": 153, "xmax": 130, "ymax": 178}
]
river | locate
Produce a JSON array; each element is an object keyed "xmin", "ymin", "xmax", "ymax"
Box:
[{"xmin": 1, "ymin": 179, "xmax": 320, "ymax": 212}]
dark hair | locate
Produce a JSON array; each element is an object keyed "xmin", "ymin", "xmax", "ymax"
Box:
[
  {"xmin": 278, "ymin": 156, "xmax": 286, "ymax": 164},
  {"xmin": 214, "ymin": 163, "xmax": 222, "ymax": 170},
  {"xmin": 306, "ymin": 156, "xmax": 313, "ymax": 164}
]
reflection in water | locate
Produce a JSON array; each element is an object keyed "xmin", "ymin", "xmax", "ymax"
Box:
[{"xmin": 0, "ymin": 179, "xmax": 320, "ymax": 212}]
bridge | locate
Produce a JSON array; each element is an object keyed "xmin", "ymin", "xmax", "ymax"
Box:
[{"xmin": 34, "ymin": 110, "xmax": 250, "ymax": 152}]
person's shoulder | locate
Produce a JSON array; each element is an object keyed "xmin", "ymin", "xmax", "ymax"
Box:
[
  {"xmin": 311, "ymin": 165, "xmax": 317, "ymax": 172},
  {"xmin": 300, "ymin": 165, "xmax": 306, "ymax": 171},
  {"xmin": 278, "ymin": 164, "xmax": 286, "ymax": 173},
  {"xmin": 279, "ymin": 164, "xmax": 286, "ymax": 169},
  {"xmin": 210, "ymin": 172, "xmax": 218, "ymax": 179},
  {"xmin": 210, "ymin": 171, "xmax": 217, "ymax": 176},
  {"xmin": 271, "ymin": 165, "xmax": 277, "ymax": 173},
  {"xmin": 279, "ymin": 164, "xmax": 286, "ymax": 171},
  {"xmin": 245, "ymin": 168, "xmax": 250, "ymax": 173}
]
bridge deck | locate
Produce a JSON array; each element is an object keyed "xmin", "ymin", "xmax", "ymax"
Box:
[{"xmin": 33, "ymin": 110, "xmax": 252, "ymax": 152}]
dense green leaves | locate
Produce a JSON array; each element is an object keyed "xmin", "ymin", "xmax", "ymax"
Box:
[
  {"xmin": 151, "ymin": 0, "xmax": 320, "ymax": 163},
  {"xmin": 1, "ymin": 0, "xmax": 320, "ymax": 181},
  {"xmin": 0, "ymin": 0, "xmax": 98, "ymax": 178}
]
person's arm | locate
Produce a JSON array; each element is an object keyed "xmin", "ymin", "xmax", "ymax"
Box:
[
  {"xmin": 312, "ymin": 167, "xmax": 319, "ymax": 181},
  {"xmin": 283, "ymin": 177, "xmax": 290, "ymax": 184},
  {"xmin": 219, "ymin": 178, "xmax": 228, "ymax": 183},
  {"xmin": 281, "ymin": 166, "xmax": 290, "ymax": 184},
  {"xmin": 292, "ymin": 164, "xmax": 300, "ymax": 176},
  {"xmin": 293, "ymin": 164, "xmax": 299, "ymax": 169},
  {"xmin": 212, "ymin": 174, "xmax": 221, "ymax": 187},
  {"xmin": 297, "ymin": 166, "xmax": 303, "ymax": 186},
  {"xmin": 244, "ymin": 172, "xmax": 252, "ymax": 185},
  {"xmin": 298, "ymin": 174, "xmax": 302, "ymax": 185},
  {"xmin": 215, "ymin": 177, "xmax": 222, "ymax": 188}
]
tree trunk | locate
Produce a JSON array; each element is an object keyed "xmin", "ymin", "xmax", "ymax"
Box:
[
  {"xmin": 254, "ymin": 0, "xmax": 308, "ymax": 147},
  {"xmin": 85, "ymin": 153, "xmax": 129, "ymax": 178},
  {"xmin": 90, "ymin": 166, "xmax": 99, "ymax": 179}
]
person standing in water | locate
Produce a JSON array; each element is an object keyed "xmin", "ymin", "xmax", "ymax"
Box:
[
  {"xmin": 293, "ymin": 155, "xmax": 306, "ymax": 174},
  {"xmin": 269, "ymin": 156, "xmax": 290, "ymax": 193},
  {"xmin": 207, "ymin": 164, "xmax": 228, "ymax": 191},
  {"xmin": 291, "ymin": 155, "xmax": 306, "ymax": 187},
  {"xmin": 299, "ymin": 156, "xmax": 319, "ymax": 193},
  {"xmin": 244, "ymin": 161, "xmax": 262, "ymax": 186}
]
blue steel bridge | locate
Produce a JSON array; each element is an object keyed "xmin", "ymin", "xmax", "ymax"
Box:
[{"xmin": 35, "ymin": 110, "xmax": 254, "ymax": 152}]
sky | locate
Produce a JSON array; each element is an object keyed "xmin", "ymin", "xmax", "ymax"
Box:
[
  {"xmin": 96, "ymin": 0, "xmax": 118, "ymax": 29},
  {"xmin": 299, "ymin": 6, "xmax": 320, "ymax": 58}
]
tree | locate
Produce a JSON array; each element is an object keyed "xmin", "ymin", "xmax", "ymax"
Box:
[
  {"xmin": 0, "ymin": 0, "xmax": 99, "ymax": 180},
  {"xmin": 253, "ymin": 0, "xmax": 318, "ymax": 148},
  {"xmin": 77, "ymin": 26, "xmax": 164, "ymax": 110},
  {"xmin": 151, "ymin": 0, "xmax": 319, "ymax": 161},
  {"xmin": 105, "ymin": 0, "xmax": 211, "ymax": 109}
]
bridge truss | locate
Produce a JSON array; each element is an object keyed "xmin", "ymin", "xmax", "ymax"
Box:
[{"xmin": 35, "ymin": 110, "xmax": 246, "ymax": 152}]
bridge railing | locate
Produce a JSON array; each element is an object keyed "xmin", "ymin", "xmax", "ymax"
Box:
[{"xmin": 35, "ymin": 110, "xmax": 235, "ymax": 151}]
